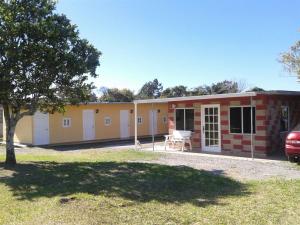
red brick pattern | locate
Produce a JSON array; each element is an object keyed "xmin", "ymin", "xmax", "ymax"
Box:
[
  {"xmin": 167, "ymin": 96, "xmax": 267, "ymax": 156},
  {"xmin": 167, "ymin": 95, "xmax": 300, "ymax": 157},
  {"xmin": 242, "ymin": 140, "xmax": 251, "ymax": 145}
]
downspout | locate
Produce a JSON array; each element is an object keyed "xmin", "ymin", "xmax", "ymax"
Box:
[
  {"xmin": 134, "ymin": 102, "xmax": 138, "ymax": 150},
  {"xmin": 250, "ymin": 96, "xmax": 254, "ymax": 160}
]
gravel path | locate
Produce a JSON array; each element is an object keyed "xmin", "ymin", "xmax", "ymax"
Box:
[{"xmin": 145, "ymin": 152, "xmax": 300, "ymax": 181}]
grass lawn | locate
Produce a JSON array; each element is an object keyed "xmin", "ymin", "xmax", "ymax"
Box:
[{"xmin": 0, "ymin": 148, "xmax": 299, "ymax": 225}]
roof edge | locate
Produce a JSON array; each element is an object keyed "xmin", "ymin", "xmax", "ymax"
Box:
[{"xmin": 134, "ymin": 92, "xmax": 257, "ymax": 104}]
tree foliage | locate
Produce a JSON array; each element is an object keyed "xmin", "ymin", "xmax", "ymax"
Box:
[
  {"xmin": 190, "ymin": 80, "xmax": 241, "ymax": 95},
  {"xmin": 0, "ymin": 0, "xmax": 101, "ymax": 165},
  {"xmin": 248, "ymin": 87, "xmax": 265, "ymax": 92},
  {"xmin": 161, "ymin": 85, "xmax": 188, "ymax": 98},
  {"xmin": 134, "ymin": 79, "xmax": 246, "ymax": 100},
  {"xmin": 280, "ymin": 41, "xmax": 300, "ymax": 79},
  {"xmin": 99, "ymin": 88, "xmax": 134, "ymax": 102},
  {"xmin": 136, "ymin": 79, "xmax": 163, "ymax": 99},
  {"xmin": 88, "ymin": 91, "xmax": 98, "ymax": 102}
]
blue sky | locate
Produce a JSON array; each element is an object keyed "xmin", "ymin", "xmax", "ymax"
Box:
[{"xmin": 56, "ymin": 0, "xmax": 300, "ymax": 93}]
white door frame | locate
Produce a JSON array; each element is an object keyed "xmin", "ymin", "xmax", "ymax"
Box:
[
  {"xmin": 82, "ymin": 109, "xmax": 95, "ymax": 141},
  {"xmin": 149, "ymin": 110, "xmax": 158, "ymax": 135},
  {"xmin": 33, "ymin": 111, "xmax": 49, "ymax": 145},
  {"xmin": 201, "ymin": 104, "xmax": 221, "ymax": 152},
  {"xmin": 120, "ymin": 110, "xmax": 130, "ymax": 139}
]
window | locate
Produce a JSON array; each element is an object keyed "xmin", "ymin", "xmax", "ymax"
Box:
[
  {"xmin": 230, "ymin": 108, "xmax": 242, "ymax": 133},
  {"xmin": 62, "ymin": 118, "xmax": 71, "ymax": 128},
  {"xmin": 243, "ymin": 107, "xmax": 256, "ymax": 133},
  {"xmin": 137, "ymin": 116, "xmax": 143, "ymax": 124},
  {"xmin": 229, "ymin": 107, "xmax": 255, "ymax": 134},
  {"xmin": 104, "ymin": 117, "xmax": 112, "ymax": 126},
  {"xmin": 175, "ymin": 109, "xmax": 194, "ymax": 131},
  {"xmin": 280, "ymin": 106, "xmax": 289, "ymax": 132},
  {"xmin": 176, "ymin": 109, "xmax": 185, "ymax": 130},
  {"xmin": 163, "ymin": 116, "xmax": 168, "ymax": 124},
  {"xmin": 185, "ymin": 109, "xmax": 194, "ymax": 131}
]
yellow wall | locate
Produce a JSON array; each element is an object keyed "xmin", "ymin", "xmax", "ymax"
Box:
[
  {"xmin": 3, "ymin": 114, "xmax": 33, "ymax": 145},
  {"xmin": 49, "ymin": 105, "xmax": 84, "ymax": 144},
  {"xmin": 49, "ymin": 103, "xmax": 168, "ymax": 144},
  {"xmin": 5, "ymin": 103, "xmax": 168, "ymax": 145},
  {"xmin": 132, "ymin": 103, "xmax": 168, "ymax": 137}
]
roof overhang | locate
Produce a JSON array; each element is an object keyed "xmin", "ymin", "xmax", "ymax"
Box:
[{"xmin": 133, "ymin": 92, "xmax": 257, "ymax": 104}]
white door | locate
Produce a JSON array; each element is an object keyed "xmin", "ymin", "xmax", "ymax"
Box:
[
  {"xmin": 82, "ymin": 110, "xmax": 95, "ymax": 141},
  {"xmin": 201, "ymin": 104, "xmax": 221, "ymax": 152},
  {"xmin": 120, "ymin": 110, "xmax": 130, "ymax": 139},
  {"xmin": 149, "ymin": 110, "xmax": 158, "ymax": 135},
  {"xmin": 33, "ymin": 111, "xmax": 49, "ymax": 145}
]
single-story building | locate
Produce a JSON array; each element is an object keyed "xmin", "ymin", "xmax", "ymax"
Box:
[
  {"xmin": 134, "ymin": 91, "xmax": 300, "ymax": 157},
  {"xmin": 2, "ymin": 102, "xmax": 168, "ymax": 145},
  {"xmin": 2, "ymin": 90, "xmax": 300, "ymax": 158}
]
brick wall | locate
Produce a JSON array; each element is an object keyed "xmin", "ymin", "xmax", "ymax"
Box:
[
  {"xmin": 167, "ymin": 95, "xmax": 269, "ymax": 157},
  {"xmin": 265, "ymin": 95, "xmax": 300, "ymax": 154},
  {"xmin": 220, "ymin": 97, "xmax": 268, "ymax": 156}
]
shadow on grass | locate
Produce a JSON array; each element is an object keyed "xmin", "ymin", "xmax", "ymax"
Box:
[
  {"xmin": 0, "ymin": 161, "xmax": 248, "ymax": 206},
  {"xmin": 41, "ymin": 136, "xmax": 164, "ymax": 151}
]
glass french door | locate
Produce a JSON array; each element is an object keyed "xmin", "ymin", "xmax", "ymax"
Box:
[{"xmin": 201, "ymin": 104, "xmax": 221, "ymax": 152}]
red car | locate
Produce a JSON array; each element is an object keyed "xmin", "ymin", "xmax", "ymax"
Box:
[{"xmin": 285, "ymin": 129, "xmax": 300, "ymax": 162}]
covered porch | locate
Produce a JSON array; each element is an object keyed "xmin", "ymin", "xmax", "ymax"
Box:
[{"xmin": 133, "ymin": 92, "xmax": 257, "ymax": 158}]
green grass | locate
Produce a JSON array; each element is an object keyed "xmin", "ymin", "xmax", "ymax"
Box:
[
  {"xmin": 0, "ymin": 148, "xmax": 157, "ymax": 162},
  {"xmin": 0, "ymin": 149, "xmax": 299, "ymax": 225}
]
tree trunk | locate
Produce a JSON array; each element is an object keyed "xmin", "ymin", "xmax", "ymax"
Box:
[
  {"xmin": 3, "ymin": 105, "xmax": 18, "ymax": 166},
  {"xmin": 5, "ymin": 123, "xmax": 16, "ymax": 166}
]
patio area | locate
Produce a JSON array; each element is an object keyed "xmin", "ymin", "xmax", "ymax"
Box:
[
  {"xmin": 137, "ymin": 137, "xmax": 276, "ymax": 160},
  {"xmin": 133, "ymin": 93, "xmax": 260, "ymax": 160},
  {"xmin": 140, "ymin": 140, "xmax": 202, "ymax": 153}
]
